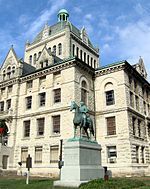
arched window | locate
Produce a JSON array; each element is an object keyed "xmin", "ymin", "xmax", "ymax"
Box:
[
  {"xmin": 76, "ymin": 47, "xmax": 79, "ymax": 58},
  {"xmin": 87, "ymin": 55, "xmax": 89, "ymax": 65},
  {"xmin": 3, "ymin": 70, "xmax": 5, "ymax": 80},
  {"xmin": 34, "ymin": 53, "xmax": 37, "ymax": 64},
  {"xmin": 84, "ymin": 52, "xmax": 86, "ymax": 63},
  {"xmin": 58, "ymin": 43, "xmax": 62, "ymax": 55},
  {"xmin": 29, "ymin": 55, "xmax": 32, "ymax": 64},
  {"xmin": 12, "ymin": 66, "xmax": 15, "ymax": 74},
  {"xmin": 81, "ymin": 80, "xmax": 88, "ymax": 105},
  {"xmin": 53, "ymin": 45, "xmax": 56, "ymax": 55},
  {"xmin": 91, "ymin": 57, "xmax": 93, "ymax": 67},
  {"xmin": 94, "ymin": 60, "xmax": 96, "ymax": 69},
  {"xmin": 38, "ymin": 51, "xmax": 41, "ymax": 58},
  {"xmin": 48, "ymin": 47, "xmax": 51, "ymax": 53},
  {"xmin": 104, "ymin": 82, "xmax": 115, "ymax": 106},
  {"xmin": 72, "ymin": 44, "xmax": 75, "ymax": 57},
  {"xmin": 80, "ymin": 50, "xmax": 82, "ymax": 60},
  {"xmin": 7, "ymin": 66, "xmax": 11, "ymax": 79}
]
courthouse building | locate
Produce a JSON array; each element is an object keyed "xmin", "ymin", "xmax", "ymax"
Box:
[{"xmin": 0, "ymin": 9, "xmax": 150, "ymax": 177}]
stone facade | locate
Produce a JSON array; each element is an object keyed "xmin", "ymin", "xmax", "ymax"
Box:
[{"xmin": 0, "ymin": 9, "xmax": 150, "ymax": 177}]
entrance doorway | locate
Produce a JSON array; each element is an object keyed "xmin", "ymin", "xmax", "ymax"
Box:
[{"xmin": 2, "ymin": 155, "xmax": 8, "ymax": 169}]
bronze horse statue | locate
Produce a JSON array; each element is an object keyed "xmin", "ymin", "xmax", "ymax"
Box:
[{"xmin": 70, "ymin": 101, "xmax": 94, "ymax": 139}]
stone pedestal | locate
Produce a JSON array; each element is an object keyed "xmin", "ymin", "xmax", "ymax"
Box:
[{"xmin": 54, "ymin": 138, "xmax": 104, "ymax": 187}]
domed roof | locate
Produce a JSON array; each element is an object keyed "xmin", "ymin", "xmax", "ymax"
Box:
[{"xmin": 58, "ymin": 9, "xmax": 69, "ymax": 15}]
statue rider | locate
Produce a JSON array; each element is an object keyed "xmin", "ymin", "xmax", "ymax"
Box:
[{"xmin": 79, "ymin": 101, "xmax": 89, "ymax": 127}]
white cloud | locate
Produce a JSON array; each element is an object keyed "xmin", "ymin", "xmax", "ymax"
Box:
[
  {"xmin": 25, "ymin": 0, "xmax": 68, "ymax": 39},
  {"xmin": 74, "ymin": 7, "xmax": 82, "ymax": 13}
]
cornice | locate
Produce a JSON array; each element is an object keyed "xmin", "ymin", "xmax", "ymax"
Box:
[
  {"xmin": 0, "ymin": 77, "xmax": 20, "ymax": 88},
  {"xmin": 95, "ymin": 63, "xmax": 125, "ymax": 77}
]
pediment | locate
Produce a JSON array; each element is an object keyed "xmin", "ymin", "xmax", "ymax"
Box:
[{"xmin": 1, "ymin": 47, "xmax": 19, "ymax": 70}]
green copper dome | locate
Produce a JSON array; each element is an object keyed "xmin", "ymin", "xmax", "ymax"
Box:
[
  {"xmin": 58, "ymin": 9, "xmax": 69, "ymax": 15},
  {"xmin": 58, "ymin": 9, "xmax": 69, "ymax": 22}
]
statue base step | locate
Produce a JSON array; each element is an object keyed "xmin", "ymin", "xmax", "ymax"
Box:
[{"xmin": 54, "ymin": 138, "xmax": 104, "ymax": 187}]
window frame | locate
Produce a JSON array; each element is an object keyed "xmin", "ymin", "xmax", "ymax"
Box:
[{"xmin": 105, "ymin": 90, "xmax": 115, "ymax": 106}]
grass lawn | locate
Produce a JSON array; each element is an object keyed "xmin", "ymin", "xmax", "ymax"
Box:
[{"xmin": 0, "ymin": 176, "xmax": 150, "ymax": 189}]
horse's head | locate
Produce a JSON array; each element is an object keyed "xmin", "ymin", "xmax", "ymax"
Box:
[{"xmin": 70, "ymin": 101, "xmax": 77, "ymax": 111}]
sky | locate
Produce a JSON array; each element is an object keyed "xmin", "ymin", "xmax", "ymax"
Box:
[{"xmin": 0, "ymin": 0, "xmax": 150, "ymax": 77}]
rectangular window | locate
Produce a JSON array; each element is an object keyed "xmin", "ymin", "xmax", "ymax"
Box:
[
  {"xmin": 138, "ymin": 119, "xmax": 141, "ymax": 137},
  {"xmin": 52, "ymin": 115, "xmax": 60, "ymax": 134},
  {"xmin": 130, "ymin": 92, "xmax": 134, "ymax": 108},
  {"xmin": 6, "ymin": 99, "xmax": 11, "ymax": 110},
  {"xmin": 141, "ymin": 146, "xmax": 145, "ymax": 163},
  {"xmin": 132, "ymin": 117, "xmax": 136, "ymax": 136},
  {"xmin": 37, "ymin": 118, "xmax": 45, "ymax": 136},
  {"xmin": 107, "ymin": 146, "xmax": 117, "ymax": 163},
  {"xmin": 26, "ymin": 96, "xmax": 32, "ymax": 109},
  {"xmin": 106, "ymin": 116, "xmax": 116, "ymax": 135},
  {"xmin": 39, "ymin": 76, "xmax": 46, "ymax": 86},
  {"xmin": 135, "ymin": 96, "xmax": 139, "ymax": 111},
  {"xmin": 54, "ymin": 89, "xmax": 61, "ymax": 103},
  {"xmin": 106, "ymin": 90, "xmax": 115, "ymax": 105},
  {"xmin": 21, "ymin": 147, "xmax": 28, "ymax": 163},
  {"xmin": 24, "ymin": 120, "xmax": 30, "ymax": 137},
  {"xmin": 135, "ymin": 146, "xmax": 139, "ymax": 163},
  {"xmin": 8, "ymin": 85, "xmax": 13, "ymax": 93},
  {"xmin": 148, "ymin": 123, "xmax": 150, "ymax": 138},
  {"xmin": 0, "ymin": 101, "xmax": 4, "ymax": 112},
  {"xmin": 39, "ymin": 92, "xmax": 46, "ymax": 106},
  {"xmin": 50, "ymin": 145, "xmax": 59, "ymax": 163},
  {"xmin": 35, "ymin": 146, "xmax": 42, "ymax": 163},
  {"xmin": 26, "ymin": 80, "xmax": 33, "ymax": 89},
  {"xmin": 143, "ymin": 101, "xmax": 146, "ymax": 115},
  {"xmin": 1, "ymin": 88, "xmax": 5, "ymax": 95}
]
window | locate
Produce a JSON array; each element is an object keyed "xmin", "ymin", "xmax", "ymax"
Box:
[
  {"xmin": 80, "ymin": 50, "xmax": 82, "ymax": 60},
  {"xmin": 1, "ymin": 88, "xmax": 5, "ymax": 95},
  {"xmin": 37, "ymin": 118, "xmax": 45, "ymax": 136},
  {"xmin": 91, "ymin": 57, "xmax": 93, "ymax": 67},
  {"xmin": 94, "ymin": 60, "xmax": 96, "ymax": 68},
  {"xmin": 26, "ymin": 80, "xmax": 33, "ymax": 89},
  {"xmin": 0, "ymin": 101, "xmax": 4, "ymax": 112},
  {"xmin": 8, "ymin": 85, "xmax": 13, "ymax": 93},
  {"xmin": 84, "ymin": 52, "xmax": 86, "ymax": 63},
  {"xmin": 134, "ymin": 80, "xmax": 137, "ymax": 93},
  {"xmin": 135, "ymin": 146, "xmax": 139, "ymax": 163},
  {"xmin": 76, "ymin": 47, "xmax": 79, "ymax": 58},
  {"xmin": 143, "ymin": 101, "xmax": 146, "ymax": 115},
  {"xmin": 40, "ymin": 62, "xmax": 43, "ymax": 68},
  {"xmin": 50, "ymin": 145, "xmax": 59, "ymax": 163},
  {"xmin": 26, "ymin": 96, "xmax": 32, "ymax": 109},
  {"xmin": 130, "ymin": 92, "xmax": 134, "ymax": 108},
  {"xmin": 141, "ymin": 146, "xmax": 145, "ymax": 163},
  {"xmin": 34, "ymin": 53, "xmax": 37, "ymax": 64},
  {"xmin": 39, "ymin": 92, "xmax": 46, "ymax": 106},
  {"xmin": 48, "ymin": 47, "xmax": 51, "ymax": 53},
  {"xmin": 39, "ymin": 76, "xmax": 46, "ymax": 87},
  {"xmin": 132, "ymin": 117, "xmax": 136, "ymax": 136},
  {"xmin": 58, "ymin": 43, "xmax": 62, "ymax": 55},
  {"xmin": 54, "ymin": 89, "xmax": 61, "ymax": 103},
  {"xmin": 72, "ymin": 44, "xmax": 75, "ymax": 56},
  {"xmin": 107, "ymin": 146, "xmax": 117, "ymax": 163},
  {"xmin": 135, "ymin": 96, "xmax": 139, "ymax": 111},
  {"xmin": 106, "ymin": 116, "xmax": 116, "ymax": 135},
  {"xmin": 38, "ymin": 51, "xmax": 41, "ymax": 58},
  {"xmin": 106, "ymin": 90, "xmax": 115, "ymax": 105},
  {"xmin": 6, "ymin": 99, "xmax": 11, "ymax": 110},
  {"xmin": 29, "ymin": 55, "xmax": 32, "ymax": 64},
  {"xmin": 148, "ymin": 123, "xmax": 150, "ymax": 137},
  {"xmin": 87, "ymin": 55, "xmax": 89, "ymax": 65},
  {"xmin": 81, "ymin": 80, "xmax": 88, "ymax": 105},
  {"xmin": 35, "ymin": 146, "xmax": 42, "ymax": 163},
  {"xmin": 138, "ymin": 119, "xmax": 141, "ymax": 137},
  {"xmin": 53, "ymin": 45, "xmax": 56, "ymax": 55},
  {"xmin": 24, "ymin": 120, "xmax": 30, "ymax": 137},
  {"xmin": 21, "ymin": 147, "xmax": 28, "ymax": 163},
  {"xmin": 52, "ymin": 115, "xmax": 60, "ymax": 134}
]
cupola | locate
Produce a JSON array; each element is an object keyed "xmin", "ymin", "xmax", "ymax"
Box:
[{"xmin": 58, "ymin": 9, "xmax": 69, "ymax": 22}]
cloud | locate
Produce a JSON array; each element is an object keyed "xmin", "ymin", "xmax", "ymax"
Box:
[
  {"xmin": 74, "ymin": 6, "xmax": 82, "ymax": 13},
  {"xmin": 25, "ymin": 0, "xmax": 68, "ymax": 40}
]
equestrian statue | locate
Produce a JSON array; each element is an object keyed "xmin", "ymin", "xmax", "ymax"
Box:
[{"xmin": 70, "ymin": 101, "xmax": 94, "ymax": 139}]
